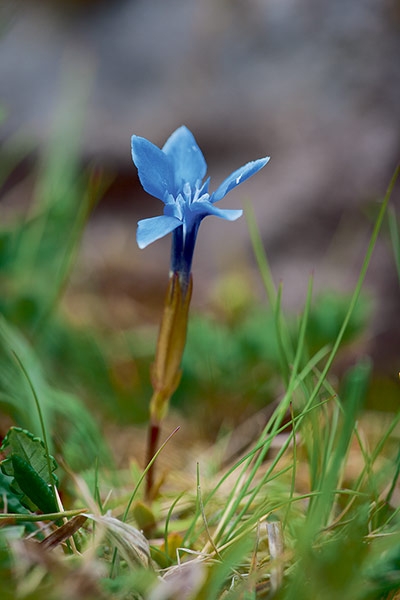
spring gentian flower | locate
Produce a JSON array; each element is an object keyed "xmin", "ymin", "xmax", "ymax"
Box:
[
  {"xmin": 131, "ymin": 126, "xmax": 269, "ymax": 287},
  {"xmin": 131, "ymin": 127, "xmax": 270, "ymax": 493}
]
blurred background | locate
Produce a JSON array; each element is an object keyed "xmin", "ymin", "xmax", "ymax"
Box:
[{"xmin": 0, "ymin": 0, "xmax": 399, "ymax": 441}]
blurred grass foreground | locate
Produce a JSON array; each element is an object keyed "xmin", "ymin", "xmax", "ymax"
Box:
[{"xmin": 1, "ymin": 9, "xmax": 400, "ymax": 598}]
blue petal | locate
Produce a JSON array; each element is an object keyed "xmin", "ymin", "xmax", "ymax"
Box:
[
  {"xmin": 190, "ymin": 201, "xmax": 243, "ymax": 221},
  {"xmin": 131, "ymin": 136, "xmax": 173, "ymax": 202},
  {"xmin": 162, "ymin": 126, "xmax": 207, "ymax": 192},
  {"xmin": 212, "ymin": 157, "xmax": 270, "ymax": 203},
  {"xmin": 137, "ymin": 215, "xmax": 182, "ymax": 249}
]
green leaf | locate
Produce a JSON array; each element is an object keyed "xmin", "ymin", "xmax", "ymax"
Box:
[
  {"xmin": 0, "ymin": 427, "xmax": 58, "ymax": 514},
  {"xmin": 0, "ymin": 470, "xmax": 30, "ymax": 516}
]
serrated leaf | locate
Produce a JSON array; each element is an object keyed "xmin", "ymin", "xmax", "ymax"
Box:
[
  {"xmin": 0, "ymin": 427, "xmax": 58, "ymax": 514},
  {"xmin": 1, "ymin": 427, "xmax": 58, "ymax": 485}
]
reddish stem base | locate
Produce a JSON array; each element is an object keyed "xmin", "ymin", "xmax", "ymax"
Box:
[{"xmin": 145, "ymin": 420, "xmax": 160, "ymax": 500}]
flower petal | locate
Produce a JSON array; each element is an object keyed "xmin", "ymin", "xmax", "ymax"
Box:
[
  {"xmin": 162, "ymin": 126, "xmax": 207, "ymax": 192},
  {"xmin": 137, "ymin": 215, "xmax": 182, "ymax": 249},
  {"xmin": 131, "ymin": 136, "xmax": 173, "ymax": 201},
  {"xmin": 190, "ymin": 201, "xmax": 243, "ymax": 221},
  {"xmin": 211, "ymin": 157, "xmax": 270, "ymax": 203}
]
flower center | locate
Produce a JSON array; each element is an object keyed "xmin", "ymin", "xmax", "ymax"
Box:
[{"xmin": 182, "ymin": 181, "xmax": 209, "ymax": 205}]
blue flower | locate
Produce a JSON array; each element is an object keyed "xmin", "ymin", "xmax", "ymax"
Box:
[{"xmin": 131, "ymin": 125, "xmax": 269, "ymax": 283}]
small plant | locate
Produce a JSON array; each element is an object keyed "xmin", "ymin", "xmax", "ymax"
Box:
[{"xmin": 131, "ymin": 125, "xmax": 269, "ymax": 494}]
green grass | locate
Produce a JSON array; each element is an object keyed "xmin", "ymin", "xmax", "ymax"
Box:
[{"xmin": 0, "ymin": 114, "xmax": 399, "ymax": 599}]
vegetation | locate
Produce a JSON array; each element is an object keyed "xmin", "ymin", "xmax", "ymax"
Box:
[{"xmin": 0, "ymin": 112, "xmax": 399, "ymax": 599}]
